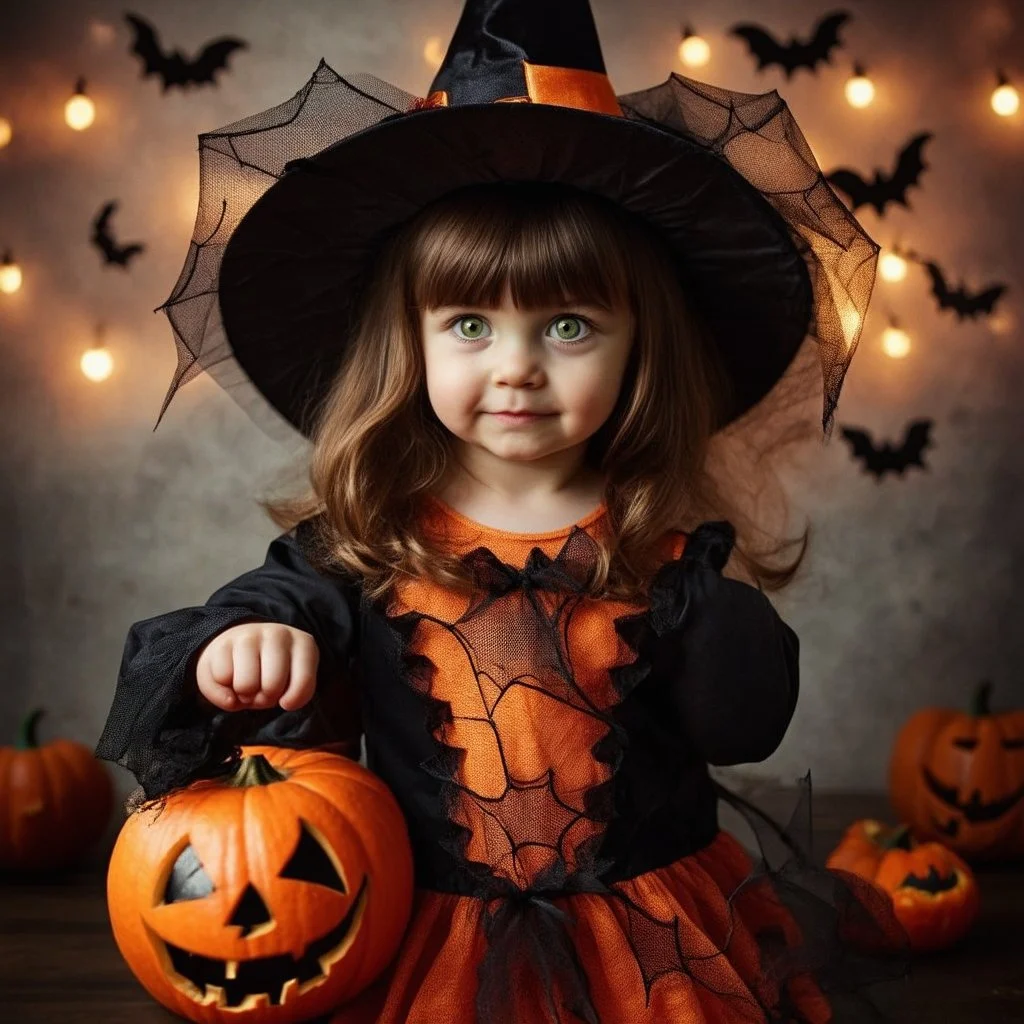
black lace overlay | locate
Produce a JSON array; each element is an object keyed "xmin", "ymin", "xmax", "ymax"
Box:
[{"xmin": 374, "ymin": 521, "xmax": 911, "ymax": 1024}]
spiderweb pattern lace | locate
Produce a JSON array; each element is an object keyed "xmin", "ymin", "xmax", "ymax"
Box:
[{"xmin": 377, "ymin": 523, "xmax": 911, "ymax": 1024}]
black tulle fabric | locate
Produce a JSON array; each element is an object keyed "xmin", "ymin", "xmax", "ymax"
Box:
[{"xmin": 95, "ymin": 519, "xmax": 911, "ymax": 1022}]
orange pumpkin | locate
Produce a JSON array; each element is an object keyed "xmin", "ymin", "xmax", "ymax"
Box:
[
  {"xmin": 826, "ymin": 819, "xmax": 980, "ymax": 951},
  {"xmin": 0, "ymin": 707, "xmax": 114, "ymax": 872},
  {"xmin": 107, "ymin": 746, "xmax": 414, "ymax": 1023},
  {"xmin": 889, "ymin": 680, "xmax": 1024, "ymax": 861}
]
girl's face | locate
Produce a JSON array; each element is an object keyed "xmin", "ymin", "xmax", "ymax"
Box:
[{"xmin": 420, "ymin": 283, "xmax": 634, "ymax": 479}]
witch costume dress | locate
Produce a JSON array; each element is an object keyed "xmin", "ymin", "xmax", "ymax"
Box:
[
  {"xmin": 95, "ymin": 0, "xmax": 912, "ymax": 1019},
  {"xmin": 97, "ymin": 496, "xmax": 909, "ymax": 1024}
]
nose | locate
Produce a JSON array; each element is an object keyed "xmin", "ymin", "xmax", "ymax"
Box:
[{"xmin": 492, "ymin": 335, "xmax": 545, "ymax": 388}]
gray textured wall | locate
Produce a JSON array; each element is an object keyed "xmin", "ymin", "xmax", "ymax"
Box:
[{"xmin": 1, "ymin": 0, "xmax": 1021, "ymax": 823}]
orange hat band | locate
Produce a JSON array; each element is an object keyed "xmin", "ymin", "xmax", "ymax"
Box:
[{"xmin": 409, "ymin": 61, "xmax": 622, "ymax": 116}]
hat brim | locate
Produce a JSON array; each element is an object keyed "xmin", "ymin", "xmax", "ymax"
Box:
[{"xmin": 219, "ymin": 102, "xmax": 813, "ymax": 437}]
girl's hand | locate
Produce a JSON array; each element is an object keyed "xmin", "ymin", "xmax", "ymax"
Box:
[{"xmin": 194, "ymin": 622, "xmax": 319, "ymax": 713}]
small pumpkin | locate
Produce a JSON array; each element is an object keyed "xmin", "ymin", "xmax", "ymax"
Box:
[
  {"xmin": 107, "ymin": 746, "xmax": 414, "ymax": 1023},
  {"xmin": 826, "ymin": 818, "xmax": 980, "ymax": 951},
  {"xmin": 889, "ymin": 680, "xmax": 1024, "ymax": 861},
  {"xmin": 0, "ymin": 707, "xmax": 114, "ymax": 872}
]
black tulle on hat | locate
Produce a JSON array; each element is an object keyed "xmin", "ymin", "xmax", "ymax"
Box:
[{"xmin": 155, "ymin": 0, "xmax": 878, "ymax": 442}]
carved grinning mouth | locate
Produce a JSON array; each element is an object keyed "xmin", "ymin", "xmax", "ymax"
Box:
[
  {"xmin": 163, "ymin": 875, "xmax": 369, "ymax": 1009},
  {"xmin": 922, "ymin": 766, "xmax": 1024, "ymax": 823},
  {"xmin": 898, "ymin": 866, "xmax": 960, "ymax": 895}
]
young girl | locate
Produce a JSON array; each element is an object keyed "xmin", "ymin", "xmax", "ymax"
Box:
[{"xmin": 96, "ymin": 0, "xmax": 911, "ymax": 1021}]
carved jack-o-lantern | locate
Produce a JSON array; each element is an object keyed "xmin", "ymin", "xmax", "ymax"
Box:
[
  {"xmin": 827, "ymin": 819, "xmax": 980, "ymax": 952},
  {"xmin": 889, "ymin": 681, "xmax": 1024, "ymax": 862},
  {"xmin": 107, "ymin": 746, "xmax": 414, "ymax": 1023}
]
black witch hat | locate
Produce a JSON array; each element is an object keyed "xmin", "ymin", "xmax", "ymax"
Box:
[{"xmin": 157, "ymin": 0, "xmax": 878, "ymax": 440}]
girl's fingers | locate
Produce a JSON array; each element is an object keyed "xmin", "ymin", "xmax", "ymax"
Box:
[
  {"xmin": 231, "ymin": 632, "xmax": 262, "ymax": 700},
  {"xmin": 207, "ymin": 639, "xmax": 236, "ymax": 687},
  {"xmin": 257, "ymin": 632, "xmax": 291, "ymax": 706},
  {"xmin": 280, "ymin": 637, "xmax": 319, "ymax": 711}
]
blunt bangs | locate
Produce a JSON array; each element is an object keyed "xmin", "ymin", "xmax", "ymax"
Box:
[{"xmin": 404, "ymin": 183, "xmax": 634, "ymax": 317}]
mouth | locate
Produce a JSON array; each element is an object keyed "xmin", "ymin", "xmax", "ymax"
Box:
[
  {"xmin": 159, "ymin": 875, "xmax": 369, "ymax": 1009},
  {"xmin": 489, "ymin": 412, "xmax": 553, "ymax": 424},
  {"xmin": 923, "ymin": 766, "xmax": 1024, "ymax": 823}
]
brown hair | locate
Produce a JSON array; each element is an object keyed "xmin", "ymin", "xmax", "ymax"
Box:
[{"xmin": 260, "ymin": 181, "xmax": 810, "ymax": 606}]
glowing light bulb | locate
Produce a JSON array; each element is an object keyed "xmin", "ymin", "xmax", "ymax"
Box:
[
  {"xmin": 988, "ymin": 308, "xmax": 1016, "ymax": 336},
  {"xmin": 65, "ymin": 78, "xmax": 95, "ymax": 131},
  {"xmin": 879, "ymin": 251, "xmax": 908, "ymax": 282},
  {"xmin": 89, "ymin": 20, "xmax": 116, "ymax": 46},
  {"xmin": 882, "ymin": 325, "xmax": 911, "ymax": 359},
  {"xmin": 0, "ymin": 252, "xmax": 22, "ymax": 294},
  {"xmin": 423, "ymin": 36, "xmax": 446, "ymax": 69},
  {"xmin": 0, "ymin": 117, "xmax": 11, "ymax": 149},
  {"xmin": 992, "ymin": 72, "xmax": 1020, "ymax": 117},
  {"xmin": 81, "ymin": 345, "xmax": 114, "ymax": 382},
  {"xmin": 845, "ymin": 64, "xmax": 875, "ymax": 108},
  {"xmin": 678, "ymin": 27, "xmax": 711, "ymax": 68}
]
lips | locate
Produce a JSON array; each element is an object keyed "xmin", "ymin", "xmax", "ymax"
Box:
[{"xmin": 490, "ymin": 412, "xmax": 549, "ymax": 424}]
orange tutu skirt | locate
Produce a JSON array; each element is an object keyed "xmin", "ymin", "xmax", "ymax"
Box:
[{"xmin": 328, "ymin": 829, "xmax": 836, "ymax": 1024}]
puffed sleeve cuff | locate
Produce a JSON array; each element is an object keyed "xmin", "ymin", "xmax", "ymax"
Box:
[
  {"xmin": 94, "ymin": 526, "xmax": 362, "ymax": 802},
  {"xmin": 665, "ymin": 522, "xmax": 800, "ymax": 767}
]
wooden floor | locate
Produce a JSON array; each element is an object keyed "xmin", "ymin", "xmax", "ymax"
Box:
[{"xmin": 1, "ymin": 791, "xmax": 1022, "ymax": 1023}]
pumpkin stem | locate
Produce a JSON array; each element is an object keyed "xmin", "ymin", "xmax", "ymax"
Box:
[
  {"xmin": 15, "ymin": 708, "xmax": 45, "ymax": 749},
  {"xmin": 227, "ymin": 753, "xmax": 289, "ymax": 787},
  {"xmin": 878, "ymin": 824, "xmax": 914, "ymax": 851},
  {"xmin": 971, "ymin": 680, "xmax": 993, "ymax": 716}
]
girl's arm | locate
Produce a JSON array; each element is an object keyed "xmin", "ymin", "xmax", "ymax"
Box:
[
  {"xmin": 665, "ymin": 522, "xmax": 800, "ymax": 767},
  {"xmin": 94, "ymin": 521, "xmax": 362, "ymax": 801}
]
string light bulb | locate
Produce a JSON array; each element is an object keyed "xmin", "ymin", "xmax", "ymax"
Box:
[
  {"xmin": 0, "ymin": 250, "xmax": 22, "ymax": 294},
  {"xmin": 881, "ymin": 317, "xmax": 912, "ymax": 359},
  {"xmin": 81, "ymin": 324, "xmax": 114, "ymax": 382},
  {"xmin": 423, "ymin": 36, "xmax": 446, "ymax": 70},
  {"xmin": 845, "ymin": 62, "xmax": 876, "ymax": 108},
  {"xmin": 65, "ymin": 77, "xmax": 96, "ymax": 131},
  {"xmin": 988, "ymin": 308, "xmax": 1016, "ymax": 336},
  {"xmin": 678, "ymin": 25, "xmax": 711, "ymax": 68},
  {"xmin": 991, "ymin": 71, "xmax": 1020, "ymax": 117},
  {"xmin": 879, "ymin": 248, "xmax": 909, "ymax": 282},
  {"xmin": 0, "ymin": 117, "xmax": 12, "ymax": 149}
]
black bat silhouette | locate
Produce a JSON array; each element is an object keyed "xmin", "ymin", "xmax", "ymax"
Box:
[
  {"xmin": 91, "ymin": 201, "xmax": 145, "ymax": 268},
  {"xmin": 826, "ymin": 133, "xmax": 933, "ymax": 216},
  {"xmin": 124, "ymin": 13, "xmax": 247, "ymax": 91},
  {"xmin": 730, "ymin": 11, "xmax": 850, "ymax": 77},
  {"xmin": 840, "ymin": 420, "xmax": 933, "ymax": 480},
  {"xmin": 920, "ymin": 261, "xmax": 1007, "ymax": 320}
]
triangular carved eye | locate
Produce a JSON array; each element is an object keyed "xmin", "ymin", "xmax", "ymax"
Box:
[
  {"xmin": 164, "ymin": 843, "xmax": 215, "ymax": 903},
  {"xmin": 952, "ymin": 738, "xmax": 978, "ymax": 750},
  {"xmin": 279, "ymin": 820, "xmax": 347, "ymax": 893}
]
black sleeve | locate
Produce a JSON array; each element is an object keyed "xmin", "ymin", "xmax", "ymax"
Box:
[
  {"xmin": 661, "ymin": 522, "xmax": 800, "ymax": 767},
  {"xmin": 94, "ymin": 521, "xmax": 363, "ymax": 801}
]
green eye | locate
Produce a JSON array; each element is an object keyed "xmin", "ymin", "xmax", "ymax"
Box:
[
  {"xmin": 552, "ymin": 317, "xmax": 583, "ymax": 341},
  {"xmin": 454, "ymin": 316, "xmax": 488, "ymax": 340}
]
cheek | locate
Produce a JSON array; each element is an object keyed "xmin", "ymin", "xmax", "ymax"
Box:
[
  {"xmin": 425, "ymin": 353, "xmax": 476, "ymax": 422},
  {"xmin": 561, "ymin": 361, "xmax": 626, "ymax": 420}
]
